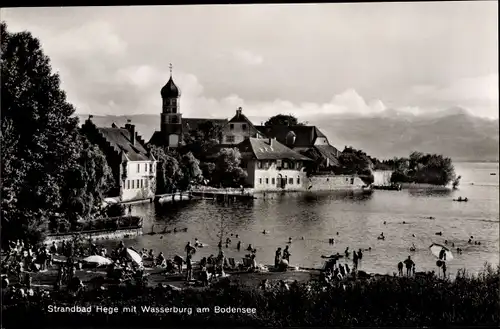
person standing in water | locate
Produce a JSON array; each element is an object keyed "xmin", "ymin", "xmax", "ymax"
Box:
[
  {"xmin": 237, "ymin": 241, "xmax": 241, "ymax": 251},
  {"xmin": 275, "ymin": 248, "xmax": 282, "ymax": 268},
  {"xmin": 403, "ymin": 256, "xmax": 414, "ymax": 277},
  {"xmin": 283, "ymin": 246, "xmax": 291, "ymax": 263}
]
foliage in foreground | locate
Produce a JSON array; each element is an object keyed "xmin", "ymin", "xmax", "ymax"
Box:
[
  {"xmin": 3, "ymin": 265, "xmax": 499, "ymax": 327},
  {"xmin": 0, "ymin": 22, "xmax": 113, "ymax": 248}
]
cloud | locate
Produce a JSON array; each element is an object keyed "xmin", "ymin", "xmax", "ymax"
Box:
[
  {"xmin": 4, "ymin": 11, "xmax": 497, "ymax": 121},
  {"xmin": 231, "ymin": 49, "xmax": 264, "ymax": 66},
  {"xmin": 407, "ymin": 74, "xmax": 499, "ymax": 119}
]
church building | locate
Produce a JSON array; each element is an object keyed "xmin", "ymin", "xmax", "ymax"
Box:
[{"xmin": 148, "ymin": 65, "xmax": 228, "ymax": 148}]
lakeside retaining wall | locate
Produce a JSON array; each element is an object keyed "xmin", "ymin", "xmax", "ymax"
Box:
[
  {"xmin": 44, "ymin": 227, "xmax": 143, "ymax": 244},
  {"xmin": 306, "ymin": 175, "xmax": 367, "ymax": 191},
  {"xmin": 400, "ymin": 183, "xmax": 450, "ymax": 190}
]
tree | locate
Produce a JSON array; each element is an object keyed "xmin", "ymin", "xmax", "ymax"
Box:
[
  {"xmin": 59, "ymin": 136, "xmax": 114, "ymax": 227},
  {"xmin": 178, "ymin": 152, "xmax": 203, "ymax": 190},
  {"xmin": 182, "ymin": 121, "xmax": 223, "ymax": 161},
  {"xmin": 335, "ymin": 147, "xmax": 374, "ymax": 184},
  {"xmin": 390, "ymin": 152, "xmax": 456, "ymax": 186},
  {"xmin": 149, "ymin": 146, "xmax": 183, "ymax": 194},
  {"xmin": 264, "ymin": 114, "xmax": 305, "ymax": 126},
  {"xmin": 212, "ymin": 148, "xmax": 248, "ymax": 187},
  {"xmin": 1, "ymin": 22, "xmax": 83, "ymax": 246}
]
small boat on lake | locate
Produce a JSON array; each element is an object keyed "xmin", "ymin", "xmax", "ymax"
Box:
[
  {"xmin": 490, "ymin": 173, "xmax": 497, "ymax": 176},
  {"xmin": 453, "ymin": 197, "xmax": 468, "ymax": 202}
]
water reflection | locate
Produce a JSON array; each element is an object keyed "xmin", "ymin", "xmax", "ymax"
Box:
[{"xmin": 117, "ymin": 164, "xmax": 499, "ymax": 276}]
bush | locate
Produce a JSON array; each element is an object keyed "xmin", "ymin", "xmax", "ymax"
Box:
[
  {"xmin": 2, "ymin": 265, "xmax": 499, "ymax": 327},
  {"xmin": 105, "ymin": 204, "xmax": 125, "ymax": 218}
]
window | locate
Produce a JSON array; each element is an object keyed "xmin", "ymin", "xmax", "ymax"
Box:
[
  {"xmin": 272, "ymin": 178, "xmax": 275, "ymax": 185},
  {"xmin": 264, "ymin": 161, "xmax": 269, "ymax": 169},
  {"xmin": 230, "ymin": 124, "xmax": 234, "ymax": 130},
  {"xmin": 266, "ymin": 178, "xmax": 269, "ymax": 184},
  {"xmin": 171, "ymin": 99, "xmax": 177, "ymax": 106},
  {"xmin": 259, "ymin": 178, "xmax": 262, "ymax": 184},
  {"xmin": 140, "ymin": 179, "xmax": 143, "ymax": 188},
  {"xmin": 284, "ymin": 161, "xmax": 289, "ymax": 169},
  {"xmin": 225, "ymin": 135, "xmax": 235, "ymax": 143},
  {"xmin": 137, "ymin": 164, "xmax": 140, "ymax": 173},
  {"xmin": 288, "ymin": 178, "xmax": 293, "ymax": 184},
  {"xmin": 277, "ymin": 160, "xmax": 282, "ymax": 168},
  {"xmin": 171, "ymin": 116, "xmax": 178, "ymax": 124},
  {"xmin": 257, "ymin": 161, "xmax": 262, "ymax": 169},
  {"xmin": 145, "ymin": 164, "xmax": 148, "ymax": 172},
  {"xmin": 132, "ymin": 180, "xmax": 135, "ymax": 189},
  {"xmin": 136, "ymin": 179, "xmax": 140, "ymax": 188},
  {"xmin": 242, "ymin": 124, "xmax": 247, "ymax": 131},
  {"xmin": 297, "ymin": 177, "xmax": 300, "ymax": 185},
  {"xmin": 150, "ymin": 164, "xmax": 153, "ymax": 173},
  {"xmin": 296, "ymin": 162, "xmax": 301, "ymax": 169},
  {"xmin": 127, "ymin": 180, "xmax": 130, "ymax": 189}
]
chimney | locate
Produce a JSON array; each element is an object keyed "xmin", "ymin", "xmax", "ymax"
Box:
[
  {"xmin": 236, "ymin": 107, "xmax": 242, "ymax": 116},
  {"xmin": 125, "ymin": 120, "xmax": 136, "ymax": 145}
]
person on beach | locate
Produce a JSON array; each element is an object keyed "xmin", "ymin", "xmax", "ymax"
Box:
[
  {"xmin": 283, "ymin": 246, "xmax": 291, "ymax": 263},
  {"xmin": 344, "ymin": 247, "xmax": 350, "ymax": 258},
  {"xmin": 357, "ymin": 249, "xmax": 363, "ymax": 261},
  {"xmin": 442, "ymin": 261, "xmax": 447, "ymax": 278},
  {"xmin": 237, "ymin": 241, "xmax": 241, "ymax": 251},
  {"xmin": 275, "ymin": 248, "xmax": 282, "ymax": 268},
  {"xmin": 352, "ymin": 251, "xmax": 358, "ymax": 270},
  {"xmin": 247, "ymin": 244, "xmax": 253, "ymax": 251},
  {"xmin": 404, "ymin": 256, "xmax": 414, "ymax": 277},
  {"xmin": 186, "ymin": 254, "xmax": 193, "ymax": 281},
  {"xmin": 439, "ymin": 247, "xmax": 447, "ymax": 261},
  {"xmin": 397, "ymin": 261, "xmax": 404, "ymax": 276}
]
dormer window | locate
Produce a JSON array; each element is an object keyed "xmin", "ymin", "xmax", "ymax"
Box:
[
  {"xmin": 230, "ymin": 124, "xmax": 234, "ymax": 131},
  {"xmin": 242, "ymin": 124, "xmax": 247, "ymax": 131},
  {"xmin": 283, "ymin": 161, "xmax": 289, "ymax": 169}
]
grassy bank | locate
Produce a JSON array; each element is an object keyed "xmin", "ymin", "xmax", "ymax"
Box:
[{"xmin": 2, "ymin": 265, "xmax": 499, "ymax": 327}]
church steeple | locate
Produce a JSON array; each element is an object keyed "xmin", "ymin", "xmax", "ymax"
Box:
[{"xmin": 160, "ymin": 64, "xmax": 182, "ymax": 147}]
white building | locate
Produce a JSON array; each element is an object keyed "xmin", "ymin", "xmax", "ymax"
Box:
[
  {"xmin": 238, "ymin": 137, "xmax": 312, "ymax": 191},
  {"xmin": 81, "ymin": 118, "xmax": 157, "ymax": 202}
]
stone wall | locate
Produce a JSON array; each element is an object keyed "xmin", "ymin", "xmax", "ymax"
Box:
[
  {"xmin": 44, "ymin": 227, "xmax": 143, "ymax": 244},
  {"xmin": 373, "ymin": 170, "xmax": 393, "ymax": 186},
  {"xmin": 306, "ymin": 175, "xmax": 367, "ymax": 191}
]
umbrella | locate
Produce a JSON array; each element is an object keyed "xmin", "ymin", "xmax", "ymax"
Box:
[
  {"xmin": 125, "ymin": 248, "xmax": 143, "ymax": 266},
  {"xmin": 83, "ymin": 255, "xmax": 113, "ymax": 266},
  {"xmin": 429, "ymin": 243, "xmax": 454, "ymax": 261}
]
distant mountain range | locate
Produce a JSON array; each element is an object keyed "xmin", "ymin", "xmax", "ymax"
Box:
[{"xmin": 77, "ymin": 107, "xmax": 499, "ymax": 162}]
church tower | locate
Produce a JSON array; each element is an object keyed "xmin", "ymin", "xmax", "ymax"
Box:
[{"xmin": 160, "ymin": 64, "xmax": 182, "ymax": 147}]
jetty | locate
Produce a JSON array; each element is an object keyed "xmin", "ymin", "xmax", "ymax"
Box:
[
  {"xmin": 191, "ymin": 187, "xmax": 256, "ymax": 202},
  {"xmin": 373, "ymin": 184, "xmax": 402, "ymax": 191}
]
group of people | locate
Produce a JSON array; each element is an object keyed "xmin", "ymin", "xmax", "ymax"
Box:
[
  {"xmin": 274, "ymin": 245, "xmax": 291, "ymax": 270},
  {"xmin": 397, "ymin": 256, "xmax": 416, "ymax": 277}
]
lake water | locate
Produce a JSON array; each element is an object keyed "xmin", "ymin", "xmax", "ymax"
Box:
[{"xmin": 116, "ymin": 162, "xmax": 499, "ymax": 277}]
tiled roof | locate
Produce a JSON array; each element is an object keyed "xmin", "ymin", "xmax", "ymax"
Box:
[
  {"xmin": 314, "ymin": 145, "xmax": 341, "ymax": 167},
  {"xmin": 98, "ymin": 127, "xmax": 152, "ymax": 161},
  {"xmin": 254, "ymin": 125, "xmax": 327, "ymax": 147},
  {"xmin": 229, "ymin": 111, "xmax": 253, "ymax": 124},
  {"xmin": 238, "ymin": 138, "xmax": 312, "ymax": 161},
  {"xmin": 148, "ymin": 131, "xmax": 169, "ymax": 148},
  {"xmin": 183, "ymin": 118, "xmax": 228, "ymax": 132}
]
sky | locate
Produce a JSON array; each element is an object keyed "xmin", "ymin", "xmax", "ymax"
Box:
[{"xmin": 2, "ymin": 2, "xmax": 499, "ymax": 120}]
